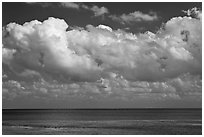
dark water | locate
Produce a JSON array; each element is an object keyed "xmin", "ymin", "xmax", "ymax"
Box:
[
  {"xmin": 2, "ymin": 109, "xmax": 202, "ymax": 135},
  {"xmin": 3, "ymin": 108, "xmax": 202, "ymax": 121}
]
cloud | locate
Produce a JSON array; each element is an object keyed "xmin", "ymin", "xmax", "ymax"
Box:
[
  {"xmin": 2, "ymin": 8, "xmax": 202, "ymax": 102},
  {"xmin": 182, "ymin": 7, "xmax": 202, "ymax": 20},
  {"xmin": 60, "ymin": 2, "xmax": 80, "ymax": 9},
  {"xmin": 2, "ymin": 48, "xmax": 16, "ymax": 64},
  {"xmin": 59, "ymin": 3, "xmax": 109, "ymax": 17},
  {"xmin": 27, "ymin": 2, "xmax": 109, "ymax": 17},
  {"xmin": 3, "ymin": 14, "xmax": 201, "ymax": 82},
  {"xmin": 70, "ymin": 3, "xmax": 109, "ymax": 17},
  {"xmin": 89, "ymin": 5, "xmax": 109, "ymax": 17},
  {"xmin": 110, "ymin": 11, "xmax": 158, "ymax": 24},
  {"xmin": 3, "ymin": 17, "xmax": 102, "ymax": 82},
  {"xmin": 3, "ymin": 72, "xmax": 201, "ymax": 102}
]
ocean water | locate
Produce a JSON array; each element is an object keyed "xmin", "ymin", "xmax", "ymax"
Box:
[{"xmin": 2, "ymin": 109, "xmax": 202, "ymax": 135}]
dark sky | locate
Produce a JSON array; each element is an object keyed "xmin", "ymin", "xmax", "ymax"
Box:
[{"xmin": 2, "ymin": 2, "xmax": 202, "ymax": 108}]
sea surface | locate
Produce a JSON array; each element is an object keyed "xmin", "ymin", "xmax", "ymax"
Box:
[{"xmin": 2, "ymin": 108, "xmax": 202, "ymax": 135}]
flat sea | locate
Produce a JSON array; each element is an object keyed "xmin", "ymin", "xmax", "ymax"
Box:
[{"xmin": 2, "ymin": 108, "xmax": 202, "ymax": 135}]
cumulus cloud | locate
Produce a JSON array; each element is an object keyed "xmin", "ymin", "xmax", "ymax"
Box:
[
  {"xmin": 182, "ymin": 7, "xmax": 202, "ymax": 20},
  {"xmin": 110, "ymin": 11, "xmax": 158, "ymax": 24},
  {"xmin": 3, "ymin": 17, "xmax": 102, "ymax": 82},
  {"xmin": 2, "ymin": 8, "xmax": 202, "ymax": 102},
  {"xmin": 3, "ymin": 15, "xmax": 201, "ymax": 82}
]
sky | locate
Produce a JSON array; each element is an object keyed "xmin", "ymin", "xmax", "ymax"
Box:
[{"xmin": 2, "ymin": 2, "xmax": 202, "ymax": 108}]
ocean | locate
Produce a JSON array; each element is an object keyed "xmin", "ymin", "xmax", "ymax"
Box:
[{"xmin": 2, "ymin": 108, "xmax": 202, "ymax": 135}]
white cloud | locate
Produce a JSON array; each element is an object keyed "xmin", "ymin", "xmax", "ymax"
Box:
[
  {"xmin": 3, "ymin": 17, "xmax": 102, "ymax": 82},
  {"xmin": 182, "ymin": 7, "xmax": 202, "ymax": 20},
  {"xmin": 2, "ymin": 8, "xmax": 202, "ymax": 102},
  {"xmin": 110, "ymin": 11, "xmax": 158, "ymax": 24},
  {"xmin": 96, "ymin": 25, "xmax": 113, "ymax": 32},
  {"xmin": 2, "ymin": 48, "xmax": 16, "ymax": 65},
  {"xmin": 3, "ymin": 14, "xmax": 201, "ymax": 82}
]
